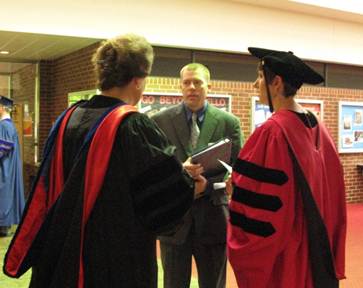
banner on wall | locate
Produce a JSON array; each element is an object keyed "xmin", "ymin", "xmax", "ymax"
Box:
[
  {"xmin": 251, "ymin": 97, "xmax": 324, "ymax": 132},
  {"xmin": 66, "ymin": 91, "xmax": 231, "ymax": 118},
  {"xmin": 140, "ymin": 92, "xmax": 231, "ymax": 118},
  {"xmin": 338, "ymin": 101, "xmax": 363, "ymax": 153}
]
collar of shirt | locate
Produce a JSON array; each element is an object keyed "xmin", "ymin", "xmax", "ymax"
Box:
[{"xmin": 184, "ymin": 101, "xmax": 208, "ymax": 124}]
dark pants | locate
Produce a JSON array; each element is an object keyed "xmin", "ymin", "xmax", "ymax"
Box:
[{"xmin": 160, "ymin": 232, "xmax": 226, "ymax": 288}]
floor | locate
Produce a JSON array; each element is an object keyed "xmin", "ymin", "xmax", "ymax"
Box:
[
  {"xmin": 340, "ymin": 204, "xmax": 363, "ymax": 288},
  {"xmin": 1, "ymin": 204, "xmax": 362, "ymax": 287}
]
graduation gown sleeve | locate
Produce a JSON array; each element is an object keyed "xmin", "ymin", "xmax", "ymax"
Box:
[
  {"xmin": 228, "ymin": 121, "xmax": 296, "ymax": 287},
  {"xmin": 119, "ymin": 113, "xmax": 194, "ymax": 234}
]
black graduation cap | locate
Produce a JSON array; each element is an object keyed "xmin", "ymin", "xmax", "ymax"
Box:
[
  {"xmin": 248, "ymin": 47, "xmax": 324, "ymax": 89},
  {"xmin": 0, "ymin": 95, "xmax": 13, "ymax": 107}
]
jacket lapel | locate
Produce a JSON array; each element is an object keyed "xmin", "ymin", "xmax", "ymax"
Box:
[
  {"xmin": 197, "ymin": 104, "xmax": 218, "ymax": 150},
  {"xmin": 171, "ymin": 104, "xmax": 191, "ymax": 155}
]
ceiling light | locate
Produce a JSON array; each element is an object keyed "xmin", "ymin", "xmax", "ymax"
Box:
[{"xmin": 0, "ymin": 51, "xmax": 10, "ymax": 55}]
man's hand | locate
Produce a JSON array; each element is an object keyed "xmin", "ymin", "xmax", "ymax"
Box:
[
  {"xmin": 194, "ymin": 174, "xmax": 207, "ymax": 199},
  {"xmin": 183, "ymin": 157, "xmax": 204, "ymax": 179}
]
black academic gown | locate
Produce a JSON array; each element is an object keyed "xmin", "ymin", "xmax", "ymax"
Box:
[{"xmin": 7, "ymin": 95, "xmax": 194, "ymax": 288}]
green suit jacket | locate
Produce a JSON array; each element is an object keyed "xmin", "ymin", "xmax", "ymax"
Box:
[{"xmin": 152, "ymin": 102, "xmax": 243, "ymax": 244}]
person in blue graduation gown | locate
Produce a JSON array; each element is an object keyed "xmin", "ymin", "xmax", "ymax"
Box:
[{"xmin": 0, "ymin": 95, "xmax": 25, "ymax": 237}]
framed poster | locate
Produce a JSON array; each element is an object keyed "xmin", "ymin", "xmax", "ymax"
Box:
[
  {"xmin": 296, "ymin": 99, "xmax": 323, "ymax": 121},
  {"xmin": 251, "ymin": 96, "xmax": 272, "ymax": 131},
  {"xmin": 251, "ymin": 97, "xmax": 324, "ymax": 132},
  {"xmin": 338, "ymin": 101, "xmax": 363, "ymax": 153},
  {"xmin": 139, "ymin": 92, "xmax": 231, "ymax": 118}
]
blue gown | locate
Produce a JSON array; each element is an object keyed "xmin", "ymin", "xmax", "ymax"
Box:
[{"xmin": 0, "ymin": 118, "xmax": 25, "ymax": 226}]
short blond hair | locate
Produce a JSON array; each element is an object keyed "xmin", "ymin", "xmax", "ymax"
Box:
[{"xmin": 180, "ymin": 63, "xmax": 210, "ymax": 83}]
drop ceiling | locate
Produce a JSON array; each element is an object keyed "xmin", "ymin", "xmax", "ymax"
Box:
[{"xmin": 0, "ymin": 30, "xmax": 101, "ymax": 73}]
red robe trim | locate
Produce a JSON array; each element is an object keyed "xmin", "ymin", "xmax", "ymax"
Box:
[
  {"xmin": 78, "ymin": 105, "xmax": 136, "ymax": 288},
  {"xmin": 228, "ymin": 109, "xmax": 346, "ymax": 288},
  {"xmin": 4, "ymin": 104, "xmax": 137, "ymax": 288},
  {"xmin": 4, "ymin": 104, "xmax": 77, "ymax": 277}
]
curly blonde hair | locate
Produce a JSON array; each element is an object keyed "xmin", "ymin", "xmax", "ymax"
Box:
[{"xmin": 92, "ymin": 34, "xmax": 154, "ymax": 90}]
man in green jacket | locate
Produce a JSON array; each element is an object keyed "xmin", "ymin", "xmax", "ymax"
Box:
[{"xmin": 152, "ymin": 63, "xmax": 243, "ymax": 288}]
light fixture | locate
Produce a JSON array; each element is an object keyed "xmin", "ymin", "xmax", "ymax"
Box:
[{"xmin": 0, "ymin": 51, "xmax": 10, "ymax": 55}]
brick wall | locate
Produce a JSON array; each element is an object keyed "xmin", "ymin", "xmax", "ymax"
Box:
[
  {"xmin": 38, "ymin": 44, "xmax": 98, "ymax": 156},
  {"xmin": 39, "ymin": 46, "xmax": 363, "ymax": 203},
  {"xmin": 39, "ymin": 60, "xmax": 54, "ymax": 156}
]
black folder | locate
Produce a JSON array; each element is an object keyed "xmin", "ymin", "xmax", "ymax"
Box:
[{"xmin": 191, "ymin": 138, "xmax": 232, "ymax": 176}]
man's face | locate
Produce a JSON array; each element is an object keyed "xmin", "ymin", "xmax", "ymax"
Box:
[
  {"xmin": 253, "ymin": 69, "xmax": 269, "ymax": 105},
  {"xmin": 180, "ymin": 69, "xmax": 210, "ymax": 112}
]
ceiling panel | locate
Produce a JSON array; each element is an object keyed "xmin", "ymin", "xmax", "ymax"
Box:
[{"xmin": 0, "ymin": 30, "xmax": 102, "ymax": 73}]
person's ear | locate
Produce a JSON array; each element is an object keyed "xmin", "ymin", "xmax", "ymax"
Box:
[
  {"xmin": 272, "ymin": 75, "xmax": 282, "ymax": 86},
  {"xmin": 271, "ymin": 75, "xmax": 284, "ymax": 90},
  {"xmin": 272, "ymin": 75, "xmax": 286, "ymax": 95},
  {"xmin": 134, "ymin": 77, "xmax": 143, "ymax": 90},
  {"xmin": 179, "ymin": 78, "xmax": 185, "ymax": 90}
]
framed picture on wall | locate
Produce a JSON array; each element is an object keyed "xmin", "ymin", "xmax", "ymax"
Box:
[
  {"xmin": 251, "ymin": 96, "xmax": 272, "ymax": 132},
  {"xmin": 139, "ymin": 92, "xmax": 231, "ymax": 118},
  {"xmin": 251, "ymin": 97, "xmax": 324, "ymax": 132},
  {"xmin": 338, "ymin": 101, "xmax": 363, "ymax": 153},
  {"xmin": 296, "ymin": 99, "xmax": 324, "ymax": 121}
]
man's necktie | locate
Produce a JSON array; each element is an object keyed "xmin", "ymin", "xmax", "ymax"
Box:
[{"xmin": 190, "ymin": 112, "xmax": 200, "ymax": 150}]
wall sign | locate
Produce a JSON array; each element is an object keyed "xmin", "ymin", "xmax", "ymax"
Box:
[
  {"xmin": 338, "ymin": 101, "xmax": 363, "ymax": 153},
  {"xmin": 66, "ymin": 91, "xmax": 231, "ymax": 118},
  {"xmin": 140, "ymin": 92, "xmax": 231, "ymax": 117}
]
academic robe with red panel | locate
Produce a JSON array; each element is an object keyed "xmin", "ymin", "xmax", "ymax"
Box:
[
  {"xmin": 228, "ymin": 109, "xmax": 346, "ymax": 288},
  {"xmin": 4, "ymin": 96, "xmax": 194, "ymax": 288}
]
